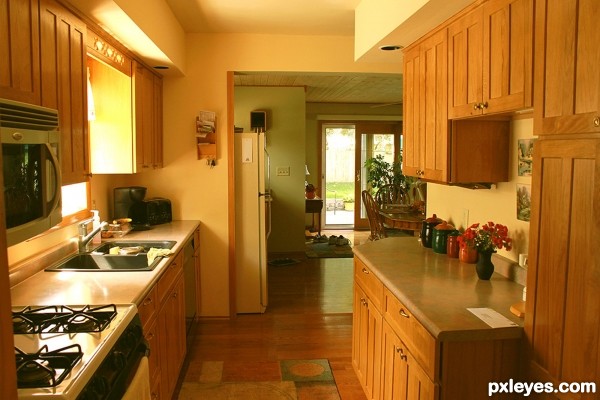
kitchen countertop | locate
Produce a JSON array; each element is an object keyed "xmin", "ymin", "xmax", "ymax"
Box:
[
  {"xmin": 10, "ymin": 220, "xmax": 200, "ymax": 307},
  {"xmin": 352, "ymin": 237, "xmax": 524, "ymax": 341}
]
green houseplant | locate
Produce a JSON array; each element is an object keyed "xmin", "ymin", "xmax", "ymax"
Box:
[{"xmin": 364, "ymin": 153, "xmax": 412, "ymax": 192}]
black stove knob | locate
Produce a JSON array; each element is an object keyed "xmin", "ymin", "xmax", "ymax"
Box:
[
  {"xmin": 90, "ymin": 375, "xmax": 109, "ymax": 397},
  {"xmin": 111, "ymin": 350, "xmax": 127, "ymax": 369}
]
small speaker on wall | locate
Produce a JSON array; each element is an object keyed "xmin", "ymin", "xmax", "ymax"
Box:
[{"xmin": 250, "ymin": 110, "xmax": 267, "ymax": 132}]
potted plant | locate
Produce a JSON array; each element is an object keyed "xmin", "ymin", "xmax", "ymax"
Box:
[
  {"xmin": 364, "ymin": 152, "xmax": 421, "ymax": 208},
  {"xmin": 457, "ymin": 222, "xmax": 513, "ymax": 280}
]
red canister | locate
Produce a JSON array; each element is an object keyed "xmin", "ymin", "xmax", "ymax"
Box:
[{"xmin": 446, "ymin": 231, "xmax": 460, "ymax": 258}]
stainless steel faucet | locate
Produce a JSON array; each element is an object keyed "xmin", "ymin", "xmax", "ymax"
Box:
[{"xmin": 78, "ymin": 219, "xmax": 108, "ymax": 253}]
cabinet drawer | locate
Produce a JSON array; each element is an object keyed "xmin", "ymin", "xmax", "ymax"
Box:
[
  {"xmin": 354, "ymin": 258, "xmax": 383, "ymax": 311},
  {"xmin": 157, "ymin": 251, "xmax": 183, "ymax": 303},
  {"xmin": 138, "ymin": 285, "xmax": 157, "ymax": 329},
  {"xmin": 384, "ymin": 288, "xmax": 437, "ymax": 380}
]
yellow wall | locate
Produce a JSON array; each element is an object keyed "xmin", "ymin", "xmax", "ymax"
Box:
[
  {"xmin": 90, "ymin": 33, "xmax": 403, "ymax": 317},
  {"xmin": 427, "ymin": 117, "xmax": 534, "ymax": 261}
]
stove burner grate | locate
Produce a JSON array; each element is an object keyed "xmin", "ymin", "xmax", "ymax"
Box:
[
  {"xmin": 15, "ymin": 344, "xmax": 83, "ymax": 388},
  {"xmin": 12, "ymin": 304, "xmax": 117, "ymax": 334}
]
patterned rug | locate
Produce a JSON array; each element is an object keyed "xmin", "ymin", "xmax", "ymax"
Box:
[
  {"xmin": 305, "ymin": 242, "xmax": 354, "ymax": 258},
  {"xmin": 179, "ymin": 359, "xmax": 340, "ymax": 400}
]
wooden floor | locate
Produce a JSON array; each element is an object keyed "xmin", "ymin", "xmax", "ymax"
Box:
[{"xmin": 178, "ymin": 229, "xmax": 370, "ymax": 400}]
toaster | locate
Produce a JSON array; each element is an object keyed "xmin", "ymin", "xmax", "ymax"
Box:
[{"xmin": 130, "ymin": 198, "xmax": 172, "ymax": 226}]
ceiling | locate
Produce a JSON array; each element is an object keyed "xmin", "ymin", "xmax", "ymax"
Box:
[
  {"xmin": 233, "ymin": 72, "xmax": 402, "ymax": 105},
  {"xmin": 164, "ymin": 0, "xmax": 402, "ymax": 105}
]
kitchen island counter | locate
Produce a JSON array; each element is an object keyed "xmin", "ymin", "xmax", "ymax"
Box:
[
  {"xmin": 352, "ymin": 236, "xmax": 524, "ymax": 341},
  {"xmin": 10, "ymin": 220, "xmax": 200, "ymax": 307}
]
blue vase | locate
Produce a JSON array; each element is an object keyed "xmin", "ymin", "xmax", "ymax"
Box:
[{"xmin": 476, "ymin": 251, "xmax": 495, "ymax": 280}]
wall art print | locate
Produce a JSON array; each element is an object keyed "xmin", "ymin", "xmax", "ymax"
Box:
[
  {"xmin": 517, "ymin": 183, "xmax": 531, "ymax": 222},
  {"xmin": 518, "ymin": 139, "xmax": 535, "ymax": 176}
]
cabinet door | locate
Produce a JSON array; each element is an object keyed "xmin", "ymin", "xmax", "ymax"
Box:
[
  {"xmin": 448, "ymin": 6, "xmax": 483, "ymax": 118},
  {"xmin": 0, "ymin": 0, "xmax": 40, "ymax": 104},
  {"xmin": 525, "ymin": 139, "xmax": 600, "ymax": 392},
  {"xmin": 402, "ymin": 29, "xmax": 448, "ymax": 182},
  {"xmin": 153, "ymin": 73, "xmax": 163, "ymax": 168},
  {"xmin": 402, "ymin": 44, "xmax": 422, "ymax": 178},
  {"xmin": 534, "ymin": 0, "xmax": 600, "ymax": 135},
  {"xmin": 381, "ymin": 322, "xmax": 436, "ymax": 400},
  {"xmin": 40, "ymin": 0, "xmax": 89, "ymax": 185},
  {"xmin": 352, "ymin": 283, "xmax": 383, "ymax": 400},
  {"xmin": 158, "ymin": 274, "xmax": 187, "ymax": 400},
  {"xmin": 135, "ymin": 62, "xmax": 155, "ymax": 171},
  {"xmin": 420, "ymin": 29, "xmax": 448, "ymax": 182},
  {"xmin": 482, "ymin": 0, "xmax": 533, "ymax": 113}
]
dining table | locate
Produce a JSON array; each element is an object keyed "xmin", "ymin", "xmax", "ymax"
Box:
[{"xmin": 378, "ymin": 206, "xmax": 424, "ymax": 234}]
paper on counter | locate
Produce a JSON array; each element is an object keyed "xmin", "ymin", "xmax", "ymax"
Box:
[{"xmin": 467, "ymin": 308, "xmax": 519, "ymax": 328}]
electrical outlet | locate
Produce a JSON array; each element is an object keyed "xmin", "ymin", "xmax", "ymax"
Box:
[{"xmin": 276, "ymin": 166, "xmax": 290, "ymax": 176}]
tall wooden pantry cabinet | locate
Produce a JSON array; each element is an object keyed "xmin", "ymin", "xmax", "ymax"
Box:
[{"xmin": 524, "ymin": 1, "xmax": 600, "ymax": 398}]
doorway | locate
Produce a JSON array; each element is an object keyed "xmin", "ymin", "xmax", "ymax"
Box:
[
  {"xmin": 354, "ymin": 122, "xmax": 401, "ymax": 230},
  {"xmin": 321, "ymin": 122, "xmax": 401, "ymax": 230},
  {"xmin": 322, "ymin": 124, "xmax": 355, "ymax": 228}
]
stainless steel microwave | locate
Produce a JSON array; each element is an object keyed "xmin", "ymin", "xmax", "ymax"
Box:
[{"xmin": 1, "ymin": 99, "xmax": 62, "ymax": 246}]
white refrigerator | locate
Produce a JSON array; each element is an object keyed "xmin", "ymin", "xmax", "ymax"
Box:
[{"xmin": 234, "ymin": 131, "xmax": 271, "ymax": 313}]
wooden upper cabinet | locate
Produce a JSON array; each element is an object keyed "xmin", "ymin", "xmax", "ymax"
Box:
[
  {"xmin": 39, "ymin": 0, "xmax": 89, "ymax": 185},
  {"xmin": 534, "ymin": 0, "xmax": 600, "ymax": 135},
  {"xmin": 0, "ymin": 0, "xmax": 41, "ymax": 104},
  {"xmin": 403, "ymin": 29, "xmax": 449, "ymax": 182},
  {"xmin": 525, "ymin": 138, "xmax": 600, "ymax": 395},
  {"xmin": 448, "ymin": 0, "xmax": 533, "ymax": 118},
  {"xmin": 134, "ymin": 61, "xmax": 163, "ymax": 171}
]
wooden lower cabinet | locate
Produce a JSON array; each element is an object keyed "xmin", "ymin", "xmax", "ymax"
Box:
[
  {"xmin": 353, "ymin": 257, "xmax": 520, "ymax": 400},
  {"xmin": 157, "ymin": 273, "xmax": 186, "ymax": 399},
  {"xmin": 138, "ymin": 254, "xmax": 186, "ymax": 400},
  {"xmin": 381, "ymin": 321, "xmax": 437, "ymax": 400},
  {"xmin": 353, "ymin": 283, "xmax": 382, "ymax": 400}
]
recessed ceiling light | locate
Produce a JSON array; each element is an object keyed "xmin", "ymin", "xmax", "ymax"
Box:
[
  {"xmin": 379, "ymin": 45, "xmax": 403, "ymax": 51},
  {"xmin": 153, "ymin": 65, "xmax": 169, "ymax": 70}
]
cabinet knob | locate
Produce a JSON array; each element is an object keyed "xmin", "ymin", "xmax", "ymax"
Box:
[
  {"xmin": 396, "ymin": 346, "xmax": 408, "ymax": 361},
  {"xmin": 399, "ymin": 308, "xmax": 410, "ymax": 318},
  {"xmin": 362, "ymin": 267, "xmax": 369, "ymax": 274},
  {"xmin": 473, "ymin": 103, "xmax": 480, "ymax": 111},
  {"xmin": 594, "ymin": 117, "xmax": 600, "ymax": 127}
]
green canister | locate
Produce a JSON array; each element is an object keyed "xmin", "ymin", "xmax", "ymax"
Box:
[{"xmin": 432, "ymin": 222, "xmax": 456, "ymax": 254}]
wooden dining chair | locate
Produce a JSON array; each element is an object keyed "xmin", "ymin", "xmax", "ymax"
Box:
[
  {"xmin": 362, "ymin": 190, "xmax": 387, "ymax": 241},
  {"xmin": 374, "ymin": 184, "xmax": 408, "ymax": 210}
]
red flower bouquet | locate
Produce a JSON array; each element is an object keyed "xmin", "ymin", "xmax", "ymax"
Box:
[{"xmin": 457, "ymin": 222, "xmax": 513, "ymax": 253}]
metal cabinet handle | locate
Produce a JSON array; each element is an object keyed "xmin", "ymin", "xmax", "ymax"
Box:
[
  {"xmin": 473, "ymin": 103, "xmax": 480, "ymax": 110},
  {"xmin": 362, "ymin": 267, "xmax": 369, "ymax": 274},
  {"xmin": 142, "ymin": 297, "xmax": 153, "ymax": 306},
  {"xmin": 399, "ymin": 309, "xmax": 410, "ymax": 318},
  {"xmin": 395, "ymin": 346, "xmax": 408, "ymax": 361},
  {"xmin": 481, "ymin": 101, "xmax": 488, "ymax": 109},
  {"xmin": 594, "ymin": 117, "xmax": 600, "ymax": 127}
]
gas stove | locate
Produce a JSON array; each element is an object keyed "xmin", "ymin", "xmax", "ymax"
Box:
[{"xmin": 13, "ymin": 304, "xmax": 143, "ymax": 400}]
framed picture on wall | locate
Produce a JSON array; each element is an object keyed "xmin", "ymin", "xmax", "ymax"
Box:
[
  {"xmin": 517, "ymin": 184, "xmax": 531, "ymax": 222},
  {"xmin": 517, "ymin": 139, "xmax": 535, "ymax": 176}
]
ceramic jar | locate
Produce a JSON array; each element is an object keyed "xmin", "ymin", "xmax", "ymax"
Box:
[
  {"xmin": 420, "ymin": 214, "xmax": 442, "ymax": 248},
  {"xmin": 459, "ymin": 244, "xmax": 478, "ymax": 264},
  {"xmin": 446, "ymin": 231, "xmax": 461, "ymax": 258},
  {"xmin": 432, "ymin": 222, "xmax": 456, "ymax": 254}
]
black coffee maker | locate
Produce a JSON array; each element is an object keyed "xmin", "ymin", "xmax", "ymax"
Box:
[{"xmin": 113, "ymin": 186, "xmax": 147, "ymax": 222}]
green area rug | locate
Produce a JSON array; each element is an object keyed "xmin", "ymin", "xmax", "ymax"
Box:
[{"xmin": 305, "ymin": 242, "xmax": 353, "ymax": 258}]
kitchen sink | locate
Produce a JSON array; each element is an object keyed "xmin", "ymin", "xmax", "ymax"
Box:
[
  {"xmin": 91, "ymin": 240, "xmax": 177, "ymax": 255},
  {"xmin": 45, "ymin": 241, "xmax": 177, "ymax": 272}
]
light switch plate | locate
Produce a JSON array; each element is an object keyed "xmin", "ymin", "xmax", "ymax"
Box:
[{"xmin": 276, "ymin": 166, "xmax": 290, "ymax": 176}]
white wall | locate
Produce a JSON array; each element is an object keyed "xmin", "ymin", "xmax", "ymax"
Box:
[{"xmin": 427, "ymin": 117, "xmax": 534, "ymax": 261}]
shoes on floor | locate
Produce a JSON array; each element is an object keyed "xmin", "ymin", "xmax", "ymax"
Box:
[
  {"xmin": 328, "ymin": 235, "xmax": 338, "ymax": 245},
  {"xmin": 336, "ymin": 236, "xmax": 351, "ymax": 246},
  {"xmin": 313, "ymin": 234, "xmax": 329, "ymax": 243}
]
